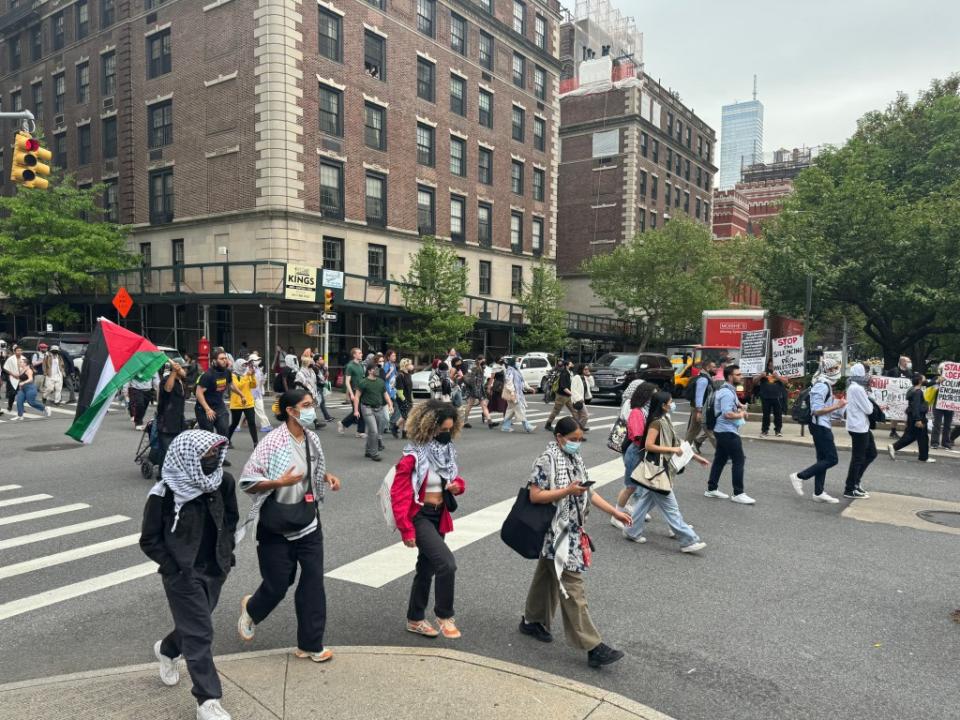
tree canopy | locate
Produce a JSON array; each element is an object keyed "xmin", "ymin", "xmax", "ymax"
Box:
[
  {"xmin": 755, "ymin": 76, "xmax": 960, "ymax": 368},
  {"xmin": 393, "ymin": 236, "xmax": 476, "ymax": 356},
  {"xmin": 516, "ymin": 262, "xmax": 568, "ymax": 353},
  {"xmin": 583, "ymin": 216, "xmax": 731, "ymax": 349}
]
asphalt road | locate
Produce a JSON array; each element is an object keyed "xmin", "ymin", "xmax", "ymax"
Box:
[{"xmin": 2, "ymin": 395, "xmax": 959, "ymax": 720}]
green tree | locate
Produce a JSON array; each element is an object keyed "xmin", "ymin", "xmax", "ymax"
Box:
[
  {"xmin": 516, "ymin": 262, "xmax": 568, "ymax": 353},
  {"xmin": 0, "ymin": 177, "xmax": 133, "ymax": 301},
  {"xmin": 393, "ymin": 236, "xmax": 476, "ymax": 356},
  {"xmin": 755, "ymin": 76, "xmax": 960, "ymax": 369},
  {"xmin": 583, "ymin": 217, "xmax": 730, "ymax": 350}
]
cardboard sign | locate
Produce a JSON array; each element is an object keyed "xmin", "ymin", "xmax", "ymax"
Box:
[
  {"xmin": 868, "ymin": 376, "xmax": 913, "ymax": 421},
  {"xmin": 739, "ymin": 329, "xmax": 769, "ymax": 375},
  {"xmin": 936, "ymin": 361, "xmax": 960, "ymax": 412},
  {"xmin": 772, "ymin": 335, "xmax": 804, "ymax": 378},
  {"xmin": 284, "ymin": 265, "xmax": 318, "ymax": 302}
]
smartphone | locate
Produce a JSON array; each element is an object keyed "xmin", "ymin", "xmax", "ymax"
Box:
[{"xmin": 580, "ymin": 480, "xmax": 596, "ymax": 488}]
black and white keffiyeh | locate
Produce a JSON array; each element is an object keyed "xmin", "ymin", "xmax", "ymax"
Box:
[
  {"xmin": 149, "ymin": 430, "xmax": 227, "ymax": 531},
  {"xmin": 402, "ymin": 439, "xmax": 458, "ymax": 495}
]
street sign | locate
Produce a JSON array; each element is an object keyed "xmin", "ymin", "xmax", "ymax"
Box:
[
  {"xmin": 322, "ymin": 312, "xmax": 338, "ymax": 322},
  {"xmin": 112, "ymin": 287, "xmax": 133, "ymax": 318},
  {"xmin": 45, "ymin": 323, "xmax": 53, "ymax": 332},
  {"xmin": 322, "ymin": 268, "xmax": 344, "ymax": 289}
]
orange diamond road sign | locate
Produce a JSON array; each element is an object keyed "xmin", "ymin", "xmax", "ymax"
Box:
[{"xmin": 112, "ymin": 287, "xmax": 133, "ymax": 318}]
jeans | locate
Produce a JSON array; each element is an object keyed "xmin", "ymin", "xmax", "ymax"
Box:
[
  {"xmin": 228, "ymin": 407, "xmax": 258, "ymax": 446},
  {"xmin": 16, "ymin": 383, "xmax": 45, "ymax": 416},
  {"xmin": 797, "ymin": 424, "xmax": 838, "ymax": 495},
  {"xmin": 360, "ymin": 404, "xmax": 386, "ymax": 458},
  {"xmin": 760, "ymin": 397, "xmax": 783, "ymax": 434},
  {"xmin": 318, "ymin": 392, "xmax": 333, "ymax": 422},
  {"xmin": 625, "ymin": 487, "xmax": 701, "ymax": 547},
  {"xmin": 708, "ymin": 432, "xmax": 745, "ymax": 495},
  {"xmin": 407, "ymin": 506, "xmax": 457, "ymax": 621},
  {"xmin": 160, "ymin": 571, "xmax": 224, "ymax": 705},
  {"xmin": 341, "ymin": 396, "xmax": 366, "ymax": 433},
  {"xmin": 845, "ymin": 430, "xmax": 877, "ymax": 493},
  {"xmin": 196, "ymin": 404, "xmax": 230, "ymax": 438},
  {"xmin": 893, "ymin": 419, "xmax": 930, "ymax": 461},
  {"xmin": 931, "ymin": 409, "xmax": 954, "ymax": 448},
  {"xmin": 622, "ymin": 442, "xmax": 645, "ymax": 487},
  {"xmin": 502, "ymin": 401, "xmax": 533, "ymax": 432},
  {"xmin": 247, "ymin": 527, "xmax": 327, "ymax": 653}
]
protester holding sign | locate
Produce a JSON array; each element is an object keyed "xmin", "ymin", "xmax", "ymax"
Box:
[
  {"xmin": 888, "ymin": 373, "xmax": 935, "ymax": 463},
  {"xmin": 771, "ymin": 335, "xmax": 805, "ymax": 379},
  {"xmin": 739, "ymin": 329, "xmax": 769, "ymax": 376},
  {"xmin": 931, "ymin": 362, "xmax": 958, "ymax": 450},
  {"xmin": 754, "ymin": 359, "xmax": 788, "ymax": 437}
]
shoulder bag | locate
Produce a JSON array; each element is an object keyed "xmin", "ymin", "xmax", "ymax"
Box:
[
  {"xmin": 500, "ymin": 486, "xmax": 556, "ymax": 559},
  {"xmin": 258, "ymin": 437, "xmax": 321, "ymax": 536},
  {"xmin": 607, "ymin": 416, "xmax": 628, "ymax": 453}
]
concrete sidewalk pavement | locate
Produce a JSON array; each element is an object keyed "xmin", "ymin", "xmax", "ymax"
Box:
[{"xmin": 0, "ymin": 646, "xmax": 673, "ymax": 720}]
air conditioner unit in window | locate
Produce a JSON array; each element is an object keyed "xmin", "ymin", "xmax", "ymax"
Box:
[
  {"xmin": 103, "ymin": 158, "xmax": 117, "ymax": 173},
  {"xmin": 102, "ymin": 97, "xmax": 114, "ymax": 109},
  {"xmin": 54, "ymin": 114, "xmax": 64, "ymax": 126}
]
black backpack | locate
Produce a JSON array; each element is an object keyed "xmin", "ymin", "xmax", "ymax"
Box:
[
  {"xmin": 792, "ymin": 382, "xmax": 830, "ymax": 425},
  {"xmin": 703, "ymin": 380, "xmax": 725, "ymax": 430},
  {"xmin": 273, "ymin": 367, "xmax": 292, "ymax": 393},
  {"xmin": 868, "ymin": 399, "xmax": 886, "ymax": 429},
  {"xmin": 684, "ymin": 374, "xmax": 704, "ymax": 404}
]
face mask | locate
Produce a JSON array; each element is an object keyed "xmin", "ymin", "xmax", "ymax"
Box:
[
  {"xmin": 669, "ymin": 402, "xmax": 677, "ymax": 414},
  {"xmin": 906, "ymin": 363, "xmax": 913, "ymax": 371},
  {"xmin": 435, "ymin": 431, "xmax": 452, "ymax": 445},
  {"xmin": 563, "ymin": 440, "xmax": 581, "ymax": 455},
  {"xmin": 200, "ymin": 456, "xmax": 220, "ymax": 475},
  {"xmin": 733, "ymin": 417, "xmax": 746, "ymax": 429},
  {"xmin": 295, "ymin": 407, "xmax": 316, "ymax": 428}
]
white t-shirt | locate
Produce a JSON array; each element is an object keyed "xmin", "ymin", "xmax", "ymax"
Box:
[
  {"xmin": 48, "ymin": 358, "xmax": 62, "ymax": 381},
  {"xmin": 275, "ymin": 436, "xmax": 318, "ymax": 541}
]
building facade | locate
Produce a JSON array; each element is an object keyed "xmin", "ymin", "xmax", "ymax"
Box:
[
  {"xmin": 0, "ymin": 0, "xmax": 604, "ymax": 359},
  {"xmin": 718, "ymin": 98, "xmax": 763, "ymax": 189}
]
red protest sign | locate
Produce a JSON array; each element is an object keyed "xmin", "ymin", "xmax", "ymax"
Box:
[{"xmin": 112, "ymin": 287, "xmax": 133, "ymax": 318}]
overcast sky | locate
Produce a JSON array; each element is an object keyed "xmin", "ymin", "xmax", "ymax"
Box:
[{"xmin": 624, "ymin": 0, "xmax": 960, "ymax": 157}]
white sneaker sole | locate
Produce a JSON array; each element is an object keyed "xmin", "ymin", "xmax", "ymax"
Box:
[
  {"xmin": 812, "ymin": 495, "xmax": 839, "ymax": 504},
  {"xmin": 154, "ymin": 641, "xmax": 180, "ymax": 687},
  {"xmin": 681, "ymin": 542, "xmax": 706, "ymax": 553},
  {"xmin": 238, "ymin": 595, "xmax": 255, "ymax": 642},
  {"xmin": 789, "ymin": 474, "xmax": 804, "ymax": 496}
]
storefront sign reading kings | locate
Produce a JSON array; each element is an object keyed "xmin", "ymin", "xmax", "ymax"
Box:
[{"xmin": 285, "ymin": 265, "xmax": 318, "ymax": 302}]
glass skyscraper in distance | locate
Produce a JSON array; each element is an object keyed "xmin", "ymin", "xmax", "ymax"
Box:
[{"xmin": 720, "ymin": 99, "xmax": 764, "ymax": 189}]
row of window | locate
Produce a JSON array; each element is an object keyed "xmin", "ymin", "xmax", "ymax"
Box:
[
  {"xmin": 636, "ymin": 171, "xmax": 711, "ymax": 220},
  {"xmin": 320, "ymin": 9, "xmax": 548, "ymax": 99},
  {"xmin": 665, "ymin": 110, "xmax": 714, "ymax": 163},
  {"xmin": 6, "ymin": 0, "xmax": 113, "ymax": 71},
  {"xmin": 639, "ymin": 131, "xmax": 713, "ymax": 191},
  {"xmin": 319, "ymin": 79, "xmax": 547, "ymax": 152}
]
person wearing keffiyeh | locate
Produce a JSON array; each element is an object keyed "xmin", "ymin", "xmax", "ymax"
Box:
[
  {"xmin": 139, "ymin": 430, "xmax": 239, "ymax": 720},
  {"xmin": 390, "ymin": 400, "xmax": 467, "ymax": 640}
]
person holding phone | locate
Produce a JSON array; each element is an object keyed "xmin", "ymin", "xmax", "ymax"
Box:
[{"xmin": 518, "ymin": 417, "xmax": 632, "ymax": 668}]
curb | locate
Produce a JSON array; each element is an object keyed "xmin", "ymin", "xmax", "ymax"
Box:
[
  {"xmin": 740, "ymin": 432, "xmax": 958, "ymax": 460},
  {"xmin": 0, "ymin": 645, "xmax": 674, "ymax": 720}
]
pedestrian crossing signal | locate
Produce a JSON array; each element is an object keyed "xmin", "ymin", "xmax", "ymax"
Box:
[
  {"xmin": 10, "ymin": 131, "xmax": 52, "ymax": 189},
  {"xmin": 324, "ymin": 289, "xmax": 334, "ymax": 313}
]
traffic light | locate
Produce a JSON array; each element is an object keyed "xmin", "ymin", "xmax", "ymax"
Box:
[
  {"xmin": 10, "ymin": 132, "xmax": 52, "ymax": 189},
  {"xmin": 323, "ymin": 289, "xmax": 334, "ymax": 313}
]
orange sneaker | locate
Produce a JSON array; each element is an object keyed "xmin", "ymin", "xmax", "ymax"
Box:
[
  {"xmin": 294, "ymin": 648, "xmax": 333, "ymax": 663},
  {"xmin": 437, "ymin": 617, "xmax": 461, "ymax": 639},
  {"xmin": 406, "ymin": 619, "xmax": 440, "ymax": 638}
]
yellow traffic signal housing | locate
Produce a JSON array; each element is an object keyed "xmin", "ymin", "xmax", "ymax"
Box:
[
  {"xmin": 323, "ymin": 289, "xmax": 334, "ymax": 313},
  {"xmin": 10, "ymin": 132, "xmax": 52, "ymax": 189}
]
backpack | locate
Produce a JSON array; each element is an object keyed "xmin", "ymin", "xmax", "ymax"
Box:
[
  {"xmin": 550, "ymin": 372, "xmax": 562, "ymax": 395},
  {"xmin": 703, "ymin": 381, "xmax": 724, "ymax": 430},
  {"xmin": 273, "ymin": 367, "xmax": 291, "ymax": 393},
  {"xmin": 868, "ymin": 399, "xmax": 885, "ymax": 429},
  {"xmin": 684, "ymin": 374, "xmax": 704, "ymax": 404},
  {"xmin": 791, "ymin": 382, "xmax": 829, "ymax": 425},
  {"xmin": 491, "ymin": 370, "xmax": 505, "ymax": 398},
  {"xmin": 376, "ymin": 465, "xmax": 399, "ymax": 531}
]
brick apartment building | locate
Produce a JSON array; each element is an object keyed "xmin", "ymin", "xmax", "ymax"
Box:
[
  {"xmin": 556, "ymin": 55, "xmax": 717, "ymax": 313},
  {"xmin": 0, "ymin": 0, "xmax": 613, "ymax": 359}
]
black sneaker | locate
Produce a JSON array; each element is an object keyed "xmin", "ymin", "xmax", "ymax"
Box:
[
  {"xmin": 463, "ymin": 423, "xmax": 473, "ymax": 429},
  {"xmin": 843, "ymin": 488, "xmax": 870, "ymax": 499},
  {"xmin": 365, "ymin": 453, "xmax": 382, "ymax": 462},
  {"xmin": 544, "ymin": 423, "xmax": 554, "ymax": 432},
  {"xmin": 518, "ymin": 618, "xmax": 553, "ymax": 643},
  {"xmin": 889, "ymin": 430, "xmax": 900, "ymax": 439},
  {"xmin": 222, "ymin": 460, "xmax": 232, "ymax": 468},
  {"xmin": 587, "ymin": 642, "xmax": 624, "ymax": 668}
]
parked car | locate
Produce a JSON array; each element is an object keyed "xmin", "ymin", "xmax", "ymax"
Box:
[
  {"xmin": 590, "ymin": 352, "xmax": 675, "ymax": 404},
  {"xmin": 17, "ymin": 333, "xmax": 91, "ymax": 375},
  {"xmin": 495, "ymin": 353, "xmax": 556, "ymax": 392},
  {"xmin": 157, "ymin": 345, "xmax": 186, "ymax": 367},
  {"xmin": 411, "ymin": 358, "xmax": 491, "ymax": 396}
]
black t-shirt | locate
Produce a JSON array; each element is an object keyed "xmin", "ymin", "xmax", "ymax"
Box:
[
  {"xmin": 157, "ymin": 377, "xmax": 187, "ymax": 434},
  {"xmin": 199, "ymin": 367, "xmax": 231, "ymax": 411}
]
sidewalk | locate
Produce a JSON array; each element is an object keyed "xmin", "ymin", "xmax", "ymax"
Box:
[
  {"xmin": 0, "ymin": 646, "xmax": 674, "ymax": 720},
  {"xmin": 737, "ymin": 418, "xmax": 958, "ymax": 460}
]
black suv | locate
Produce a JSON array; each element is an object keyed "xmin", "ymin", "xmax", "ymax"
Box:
[{"xmin": 590, "ymin": 352, "xmax": 675, "ymax": 404}]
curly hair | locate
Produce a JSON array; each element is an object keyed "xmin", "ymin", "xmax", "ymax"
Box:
[{"xmin": 404, "ymin": 399, "xmax": 462, "ymax": 444}]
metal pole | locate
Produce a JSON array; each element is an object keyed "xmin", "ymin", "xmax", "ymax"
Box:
[
  {"xmin": 263, "ymin": 305, "xmax": 270, "ymax": 379},
  {"xmin": 202, "ymin": 304, "xmax": 210, "ymax": 340},
  {"xmin": 172, "ymin": 304, "xmax": 179, "ymax": 351},
  {"xmin": 323, "ymin": 320, "xmax": 330, "ymax": 364},
  {"xmin": 801, "ymin": 273, "xmax": 813, "ymax": 438},
  {"xmin": 841, "ymin": 315, "xmax": 848, "ymax": 374}
]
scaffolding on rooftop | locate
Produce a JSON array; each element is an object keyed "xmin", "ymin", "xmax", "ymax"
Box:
[{"xmin": 572, "ymin": 0, "xmax": 643, "ymax": 62}]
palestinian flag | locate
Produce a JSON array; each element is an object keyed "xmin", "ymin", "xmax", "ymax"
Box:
[{"xmin": 67, "ymin": 318, "xmax": 168, "ymax": 444}]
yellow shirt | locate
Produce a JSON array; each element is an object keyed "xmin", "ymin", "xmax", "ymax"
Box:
[{"xmin": 229, "ymin": 373, "xmax": 257, "ymax": 410}]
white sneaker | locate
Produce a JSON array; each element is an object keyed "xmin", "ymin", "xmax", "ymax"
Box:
[
  {"xmin": 197, "ymin": 699, "xmax": 231, "ymax": 720},
  {"xmin": 704, "ymin": 489, "xmax": 729, "ymax": 499},
  {"xmin": 668, "ymin": 524, "xmax": 693, "ymax": 539},
  {"xmin": 645, "ymin": 513, "xmax": 652, "ymax": 522},
  {"xmin": 610, "ymin": 511, "xmax": 625, "ymax": 530},
  {"xmin": 812, "ymin": 492, "xmax": 839, "ymax": 504},
  {"xmin": 238, "ymin": 594, "xmax": 256, "ymax": 641},
  {"xmin": 44, "ymin": 407, "xmax": 52, "ymax": 417},
  {"xmin": 887, "ymin": 445, "xmax": 896, "ymax": 461},
  {"xmin": 680, "ymin": 541, "xmax": 707, "ymax": 553},
  {"xmin": 730, "ymin": 493, "xmax": 756, "ymax": 505},
  {"xmin": 135, "ymin": 424, "xmax": 145, "ymax": 431},
  {"xmin": 11, "ymin": 415, "xmax": 24, "ymax": 422},
  {"xmin": 921, "ymin": 458, "xmax": 937, "ymax": 463},
  {"xmin": 154, "ymin": 640, "xmax": 180, "ymax": 686},
  {"xmin": 337, "ymin": 421, "xmax": 345, "ymax": 435},
  {"xmin": 789, "ymin": 473, "xmax": 804, "ymax": 496},
  {"xmin": 622, "ymin": 531, "xmax": 646, "ymax": 544},
  {"xmin": 356, "ymin": 432, "xmax": 367, "ymax": 439}
]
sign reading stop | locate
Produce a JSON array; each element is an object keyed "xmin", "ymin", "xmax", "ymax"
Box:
[{"xmin": 112, "ymin": 287, "xmax": 133, "ymax": 318}]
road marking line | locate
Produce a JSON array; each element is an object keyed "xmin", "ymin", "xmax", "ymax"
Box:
[
  {"xmin": 0, "ymin": 516, "xmax": 129, "ymax": 550},
  {"xmin": 45, "ymin": 406, "xmax": 76, "ymax": 416},
  {"xmin": 0, "ymin": 494, "xmax": 53, "ymax": 508},
  {"xmin": 0, "ymin": 504, "xmax": 89, "ymax": 527},
  {"xmin": 0, "ymin": 485, "xmax": 22, "ymax": 493},
  {"xmin": 325, "ymin": 457, "xmax": 625, "ymax": 589},
  {"xmin": 0, "ymin": 534, "xmax": 142, "ymax": 581},
  {"xmin": 0, "ymin": 561, "xmax": 157, "ymax": 622}
]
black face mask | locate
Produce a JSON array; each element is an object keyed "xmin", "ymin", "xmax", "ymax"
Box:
[
  {"xmin": 435, "ymin": 431, "xmax": 452, "ymax": 445},
  {"xmin": 200, "ymin": 456, "xmax": 220, "ymax": 475}
]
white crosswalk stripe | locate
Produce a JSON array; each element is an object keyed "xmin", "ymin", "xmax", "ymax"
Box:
[
  {"xmin": 0, "ymin": 494, "xmax": 52, "ymax": 509},
  {"xmin": 0, "ymin": 485, "xmax": 23, "ymax": 493},
  {"xmin": 0, "ymin": 503, "xmax": 89, "ymax": 527},
  {"xmin": 0, "ymin": 515, "xmax": 129, "ymax": 551}
]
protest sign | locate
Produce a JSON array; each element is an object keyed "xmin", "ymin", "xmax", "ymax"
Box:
[
  {"xmin": 936, "ymin": 361, "xmax": 960, "ymax": 412},
  {"xmin": 739, "ymin": 329, "xmax": 769, "ymax": 375},
  {"xmin": 771, "ymin": 335, "xmax": 804, "ymax": 378},
  {"xmin": 868, "ymin": 376, "xmax": 912, "ymax": 421}
]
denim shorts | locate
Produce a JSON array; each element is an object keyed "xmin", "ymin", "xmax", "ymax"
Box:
[{"xmin": 622, "ymin": 443, "xmax": 645, "ymax": 487}]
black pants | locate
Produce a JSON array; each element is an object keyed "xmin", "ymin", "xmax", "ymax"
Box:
[
  {"xmin": 931, "ymin": 409, "xmax": 954, "ymax": 448},
  {"xmin": 893, "ymin": 420, "xmax": 930, "ymax": 461},
  {"xmin": 407, "ymin": 507, "xmax": 457, "ymax": 621},
  {"xmin": 341, "ymin": 401, "xmax": 366, "ymax": 433},
  {"xmin": 318, "ymin": 393, "xmax": 333, "ymax": 421},
  {"xmin": 247, "ymin": 527, "xmax": 327, "ymax": 653},
  {"xmin": 196, "ymin": 405, "xmax": 230, "ymax": 438},
  {"xmin": 228, "ymin": 407, "xmax": 258, "ymax": 446},
  {"xmin": 760, "ymin": 398, "xmax": 783, "ymax": 434},
  {"xmin": 4, "ymin": 378, "xmax": 15, "ymax": 410},
  {"xmin": 708, "ymin": 432, "xmax": 745, "ymax": 495},
  {"xmin": 797, "ymin": 424, "xmax": 839, "ymax": 495},
  {"xmin": 846, "ymin": 431, "xmax": 877, "ymax": 493},
  {"xmin": 160, "ymin": 571, "xmax": 224, "ymax": 705},
  {"xmin": 130, "ymin": 388, "xmax": 150, "ymax": 425}
]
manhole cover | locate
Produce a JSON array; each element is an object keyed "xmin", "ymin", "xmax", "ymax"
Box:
[
  {"xmin": 916, "ymin": 510, "xmax": 960, "ymax": 529},
  {"xmin": 24, "ymin": 443, "xmax": 82, "ymax": 452}
]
